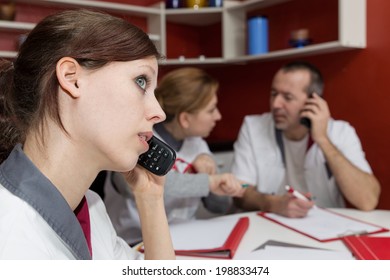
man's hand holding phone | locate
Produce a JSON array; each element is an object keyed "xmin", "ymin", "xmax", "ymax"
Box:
[{"xmin": 300, "ymin": 93, "xmax": 330, "ymax": 143}]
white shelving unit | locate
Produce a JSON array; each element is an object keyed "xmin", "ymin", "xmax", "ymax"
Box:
[
  {"xmin": 223, "ymin": 0, "xmax": 366, "ymax": 63},
  {"xmin": 13, "ymin": 0, "xmax": 162, "ymax": 19},
  {"xmin": 0, "ymin": 0, "xmax": 164, "ymax": 58},
  {"xmin": 164, "ymin": 5, "xmax": 223, "ymax": 26},
  {"xmin": 0, "ymin": 0, "xmax": 366, "ymax": 65}
]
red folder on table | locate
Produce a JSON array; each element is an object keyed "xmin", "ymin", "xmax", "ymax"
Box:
[
  {"xmin": 342, "ymin": 236, "xmax": 390, "ymax": 260},
  {"xmin": 258, "ymin": 207, "xmax": 388, "ymax": 242},
  {"xmin": 170, "ymin": 216, "xmax": 249, "ymax": 259}
]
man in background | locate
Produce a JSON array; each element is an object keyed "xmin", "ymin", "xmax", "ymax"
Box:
[{"xmin": 232, "ymin": 61, "xmax": 380, "ymax": 217}]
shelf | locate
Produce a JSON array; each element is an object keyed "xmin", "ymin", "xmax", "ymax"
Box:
[
  {"xmin": 0, "ymin": 20, "xmax": 35, "ymax": 32},
  {"xmin": 0, "ymin": 19, "xmax": 160, "ymax": 39},
  {"xmin": 160, "ymin": 57, "xmax": 225, "ymax": 65},
  {"xmin": 165, "ymin": 7, "xmax": 223, "ymax": 26},
  {"xmin": 160, "ymin": 41, "xmax": 363, "ymax": 65},
  {"xmin": 14, "ymin": 0, "xmax": 161, "ymax": 16},
  {"xmin": 225, "ymin": 0, "xmax": 292, "ymax": 11},
  {"xmin": 228, "ymin": 41, "xmax": 361, "ymax": 63},
  {"xmin": 0, "ymin": 51, "xmax": 18, "ymax": 58}
]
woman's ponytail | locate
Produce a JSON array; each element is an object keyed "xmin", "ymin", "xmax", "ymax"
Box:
[{"xmin": 0, "ymin": 59, "xmax": 19, "ymax": 163}]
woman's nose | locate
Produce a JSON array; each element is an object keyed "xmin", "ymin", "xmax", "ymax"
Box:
[
  {"xmin": 215, "ymin": 108, "xmax": 222, "ymax": 121},
  {"xmin": 148, "ymin": 95, "xmax": 166, "ymax": 124}
]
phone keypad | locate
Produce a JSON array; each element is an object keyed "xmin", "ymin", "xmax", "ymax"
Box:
[{"xmin": 138, "ymin": 136, "xmax": 176, "ymax": 176}]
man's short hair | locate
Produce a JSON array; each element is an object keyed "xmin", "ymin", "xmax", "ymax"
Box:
[{"xmin": 280, "ymin": 61, "xmax": 324, "ymax": 96}]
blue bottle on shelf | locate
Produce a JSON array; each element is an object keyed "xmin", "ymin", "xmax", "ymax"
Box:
[
  {"xmin": 247, "ymin": 16, "xmax": 268, "ymax": 55},
  {"xmin": 166, "ymin": 0, "xmax": 183, "ymax": 9},
  {"xmin": 209, "ymin": 0, "xmax": 223, "ymax": 7}
]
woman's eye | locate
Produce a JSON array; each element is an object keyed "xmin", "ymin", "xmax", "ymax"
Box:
[
  {"xmin": 209, "ymin": 107, "xmax": 217, "ymax": 114},
  {"xmin": 135, "ymin": 76, "xmax": 147, "ymax": 90}
]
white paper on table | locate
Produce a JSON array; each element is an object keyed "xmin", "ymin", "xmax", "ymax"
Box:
[
  {"xmin": 236, "ymin": 245, "xmax": 355, "ymax": 260},
  {"xmin": 262, "ymin": 207, "xmax": 384, "ymax": 241},
  {"xmin": 169, "ymin": 217, "xmax": 239, "ymax": 251}
]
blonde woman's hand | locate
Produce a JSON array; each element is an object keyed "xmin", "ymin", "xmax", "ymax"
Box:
[
  {"xmin": 209, "ymin": 173, "xmax": 245, "ymax": 197},
  {"xmin": 192, "ymin": 153, "xmax": 217, "ymax": 174}
]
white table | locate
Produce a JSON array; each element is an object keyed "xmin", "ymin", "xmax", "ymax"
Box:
[{"xmin": 176, "ymin": 208, "xmax": 390, "ymax": 260}]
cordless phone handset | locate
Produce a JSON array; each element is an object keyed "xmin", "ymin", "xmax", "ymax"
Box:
[
  {"xmin": 137, "ymin": 136, "xmax": 176, "ymax": 176},
  {"xmin": 300, "ymin": 92, "xmax": 313, "ymax": 129}
]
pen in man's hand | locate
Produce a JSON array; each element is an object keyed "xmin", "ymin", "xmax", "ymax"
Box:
[{"xmin": 285, "ymin": 185, "xmax": 311, "ymax": 202}]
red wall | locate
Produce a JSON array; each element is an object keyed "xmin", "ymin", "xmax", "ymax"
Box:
[{"xmin": 162, "ymin": 0, "xmax": 390, "ymax": 210}]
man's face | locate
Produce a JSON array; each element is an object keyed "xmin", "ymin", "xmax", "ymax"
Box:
[{"xmin": 270, "ymin": 69, "xmax": 311, "ymax": 133}]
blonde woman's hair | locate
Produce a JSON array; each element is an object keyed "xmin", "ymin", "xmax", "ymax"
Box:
[{"xmin": 155, "ymin": 67, "xmax": 219, "ymax": 122}]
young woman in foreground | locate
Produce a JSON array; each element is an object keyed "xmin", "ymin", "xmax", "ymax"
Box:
[{"xmin": 0, "ymin": 9, "xmax": 174, "ymax": 260}]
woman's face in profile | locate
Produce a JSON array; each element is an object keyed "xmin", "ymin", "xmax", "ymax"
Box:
[
  {"xmin": 184, "ymin": 91, "xmax": 222, "ymax": 138},
  {"xmin": 70, "ymin": 56, "xmax": 165, "ymax": 171}
]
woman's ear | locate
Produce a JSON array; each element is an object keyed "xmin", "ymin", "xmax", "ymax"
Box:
[
  {"xmin": 56, "ymin": 57, "xmax": 82, "ymax": 98},
  {"xmin": 178, "ymin": 112, "xmax": 191, "ymax": 129}
]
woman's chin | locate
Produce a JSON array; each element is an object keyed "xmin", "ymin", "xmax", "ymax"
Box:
[
  {"xmin": 127, "ymin": 160, "xmax": 138, "ymax": 171},
  {"xmin": 113, "ymin": 158, "xmax": 138, "ymax": 173}
]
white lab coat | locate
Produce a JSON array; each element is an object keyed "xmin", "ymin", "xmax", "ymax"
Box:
[
  {"xmin": 231, "ymin": 113, "xmax": 372, "ymax": 208},
  {"xmin": 0, "ymin": 186, "xmax": 141, "ymax": 260}
]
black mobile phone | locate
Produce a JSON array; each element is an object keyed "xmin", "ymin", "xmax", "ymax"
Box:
[
  {"xmin": 137, "ymin": 136, "xmax": 176, "ymax": 176},
  {"xmin": 300, "ymin": 116, "xmax": 311, "ymax": 129},
  {"xmin": 300, "ymin": 93, "xmax": 313, "ymax": 129}
]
